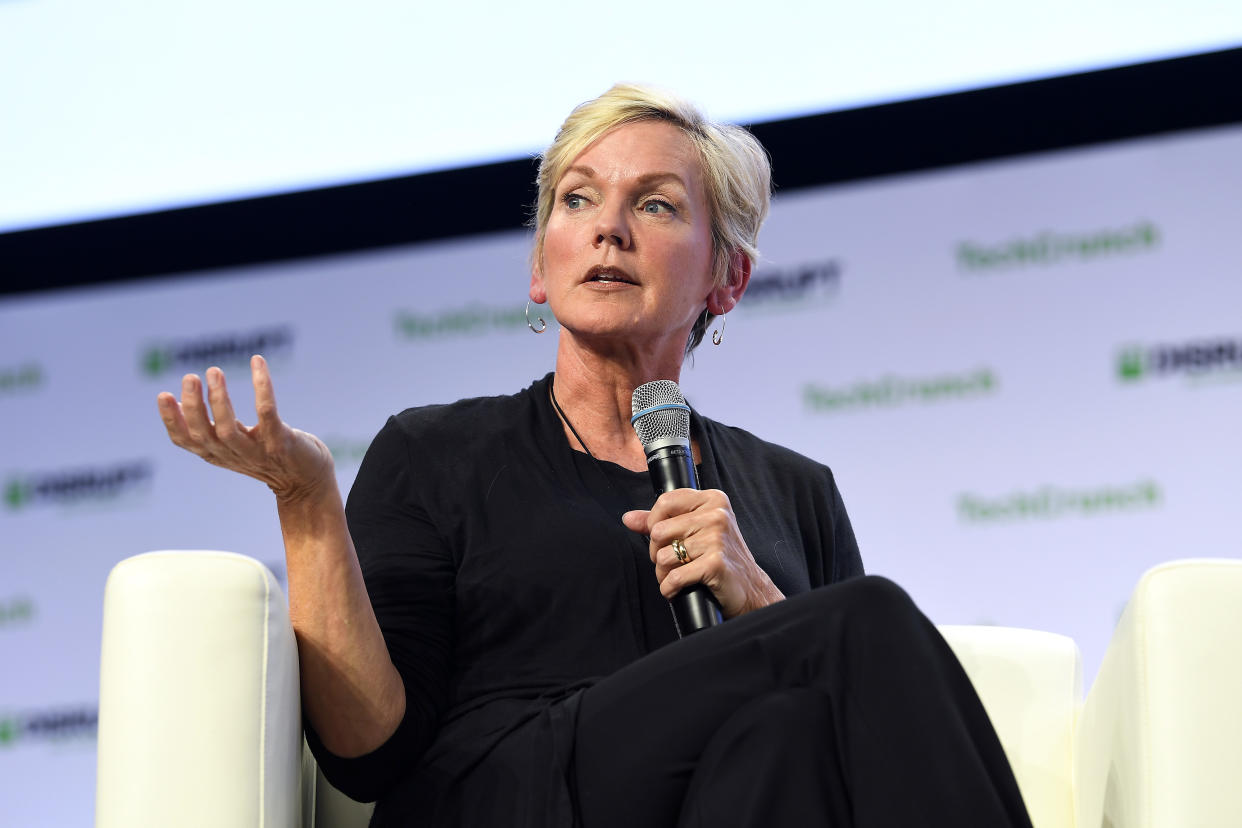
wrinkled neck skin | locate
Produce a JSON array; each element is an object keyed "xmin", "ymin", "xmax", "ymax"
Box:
[{"xmin": 550, "ymin": 326, "xmax": 692, "ymax": 473}]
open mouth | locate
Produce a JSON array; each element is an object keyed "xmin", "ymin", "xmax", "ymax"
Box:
[{"xmin": 585, "ymin": 265, "xmax": 637, "ymax": 285}]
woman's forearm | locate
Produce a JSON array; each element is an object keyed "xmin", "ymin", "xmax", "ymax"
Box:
[
  {"xmin": 157, "ymin": 359, "xmax": 406, "ymax": 758},
  {"xmin": 278, "ymin": 482, "xmax": 406, "ymax": 758}
]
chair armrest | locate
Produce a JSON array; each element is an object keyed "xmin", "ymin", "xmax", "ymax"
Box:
[
  {"xmin": 96, "ymin": 551, "xmax": 302, "ymax": 828},
  {"xmin": 939, "ymin": 625, "xmax": 1080, "ymax": 828},
  {"xmin": 1074, "ymin": 558, "xmax": 1242, "ymax": 828},
  {"xmin": 301, "ymin": 741, "xmax": 377, "ymax": 828}
]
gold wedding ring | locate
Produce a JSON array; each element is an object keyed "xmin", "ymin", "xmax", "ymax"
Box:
[{"xmin": 671, "ymin": 538, "xmax": 690, "ymax": 564}]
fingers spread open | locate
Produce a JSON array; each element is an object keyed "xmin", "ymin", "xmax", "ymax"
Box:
[
  {"xmin": 157, "ymin": 391, "xmax": 192, "ymax": 447},
  {"xmin": 206, "ymin": 367, "xmax": 242, "ymax": 441},
  {"xmin": 251, "ymin": 355, "xmax": 281, "ymax": 432},
  {"xmin": 179, "ymin": 373, "xmax": 215, "ymax": 444}
]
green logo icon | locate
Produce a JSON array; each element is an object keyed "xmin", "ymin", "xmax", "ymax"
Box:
[
  {"xmin": 0, "ymin": 596, "xmax": 35, "ymax": 628},
  {"xmin": 1114, "ymin": 338, "xmax": 1242, "ymax": 386},
  {"xmin": 1117, "ymin": 348, "xmax": 1146, "ymax": 382},
  {"xmin": 0, "ymin": 717, "xmax": 16, "ymax": 747},
  {"xmin": 141, "ymin": 347, "xmax": 172, "ymax": 377},
  {"xmin": 4, "ymin": 479, "xmax": 28, "ymax": 510}
]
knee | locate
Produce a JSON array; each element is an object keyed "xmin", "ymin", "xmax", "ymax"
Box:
[
  {"xmin": 807, "ymin": 575, "xmax": 935, "ymax": 653},
  {"xmin": 819, "ymin": 574, "xmax": 918, "ymax": 622}
]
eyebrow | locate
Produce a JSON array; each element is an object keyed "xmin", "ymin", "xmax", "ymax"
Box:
[{"xmin": 562, "ymin": 166, "xmax": 688, "ymax": 189}]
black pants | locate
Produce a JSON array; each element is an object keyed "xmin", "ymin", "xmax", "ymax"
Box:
[{"xmin": 571, "ymin": 576, "xmax": 1032, "ymax": 828}]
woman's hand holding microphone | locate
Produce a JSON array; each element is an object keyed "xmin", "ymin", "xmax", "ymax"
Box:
[{"xmin": 623, "ymin": 489, "xmax": 785, "ymax": 621}]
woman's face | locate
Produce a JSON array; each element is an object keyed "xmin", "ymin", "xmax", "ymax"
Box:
[{"xmin": 532, "ymin": 120, "xmax": 721, "ymax": 355}]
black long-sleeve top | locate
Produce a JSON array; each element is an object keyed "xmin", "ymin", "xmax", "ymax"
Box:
[{"xmin": 305, "ymin": 373, "xmax": 863, "ymax": 825}]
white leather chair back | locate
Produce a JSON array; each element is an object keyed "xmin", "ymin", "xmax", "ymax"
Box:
[{"xmin": 940, "ymin": 625, "xmax": 1080, "ymax": 828}]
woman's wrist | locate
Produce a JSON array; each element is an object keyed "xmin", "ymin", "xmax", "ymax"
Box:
[
  {"xmin": 274, "ymin": 472, "xmax": 345, "ymax": 543},
  {"xmin": 742, "ymin": 575, "xmax": 785, "ymax": 616},
  {"xmin": 272, "ymin": 459, "xmax": 337, "ymax": 507}
]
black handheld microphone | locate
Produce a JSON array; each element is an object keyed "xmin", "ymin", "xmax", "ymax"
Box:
[{"xmin": 631, "ymin": 380, "xmax": 724, "ymax": 636}]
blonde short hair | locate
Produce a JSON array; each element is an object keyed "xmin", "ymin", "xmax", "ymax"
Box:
[{"xmin": 532, "ymin": 83, "xmax": 772, "ymax": 352}]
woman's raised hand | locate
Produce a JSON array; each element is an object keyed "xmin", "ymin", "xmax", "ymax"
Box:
[
  {"xmin": 156, "ymin": 354, "xmax": 335, "ymax": 503},
  {"xmin": 622, "ymin": 489, "xmax": 785, "ymax": 620}
]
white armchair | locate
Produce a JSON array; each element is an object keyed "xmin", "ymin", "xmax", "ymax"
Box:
[
  {"xmin": 94, "ymin": 551, "xmax": 373, "ymax": 828},
  {"xmin": 94, "ymin": 553, "xmax": 1242, "ymax": 828},
  {"xmin": 940, "ymin": 558, "xmax": 1242, "ymax": 828}
]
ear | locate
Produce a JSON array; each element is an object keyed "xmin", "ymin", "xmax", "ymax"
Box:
[
  {"xmin": 530, "ymin": 259, "xmax": 548, "ymax": 304},
  {"xmin": 707, "ymin": 248, "xmax": 751, "ymax": 315}
]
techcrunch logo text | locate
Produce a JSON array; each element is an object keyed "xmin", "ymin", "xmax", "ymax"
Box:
[
  {"xmin": 740, "ymin": 259, "xmax": 841, "ymax": 311},
  {"xmin": 957, "ymin": 220, "xmax": 1158, "ymax": 273},
  {"xmin": 395, "ymin": 304, "xmax": 530, "ymax": 339},
  {"xmin": 1117, "ymin": 336, "xmax": 1242, "ymax": 384},
  {"xmin": 0, "ymin": 706, "xmax": 98, "ymax": 749},
  {"xmin": 958, "ymin": 480, "xmax": 1161, "ymax": 524},
  {"xmin": 140, "ymin": 327, "xmax": 293, "ymax": 377},
  {"xmin": 804, "ymin": 368, "xmax": 997, "ymax": 413},
  {"xmin": 0, "ymin": 362, "xmax": 43, "ymax": 395},
  {"xmin": 4, "ymin": 461, "xmax": 152, "ymax": 511}
]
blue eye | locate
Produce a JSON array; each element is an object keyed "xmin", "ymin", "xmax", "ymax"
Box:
[
  {"xmin": 562, "ymin": 193, "xmax": 588, "ymax": 210},
  {"xmin": 642, "ymin": 199, "xmax": 675, "ymax": 215}
]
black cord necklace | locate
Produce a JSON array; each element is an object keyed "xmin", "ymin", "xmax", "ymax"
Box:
[
  {"xmin": 548, "ymin": 374, "xmax": 599, "ymax": 463},
  {"xmin": 548, "ymin": 375, "xmax": 651, "ymax": 520}
]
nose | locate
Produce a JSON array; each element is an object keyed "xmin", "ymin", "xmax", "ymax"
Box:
[{"xmin": 593, "ymin": 202, "xmax": 631, "ymax": 250}]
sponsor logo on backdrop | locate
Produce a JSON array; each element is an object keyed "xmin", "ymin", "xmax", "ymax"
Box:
[
  {"xmin": 4, "ymin": 461, "xmax": 152, "ymax": 511},
  {"xmin": 0, "ymin": 596, "xmax": 35, "ymax": 629},
  {"xmin": 0, "ymin": 706, "xmax": 97, "ymax": 749},
  {"xmin": 394, "ymin": 304, "xmax": 530, "ymax": 340},
  {"xmin": 392, "ymin": 261, "xmax": 842, "ymax": 340},
  {"xmin": 140, "ymin": 327, "xmax": 294, "ymax": 377},
  {"xmin": 737, "ymin": 259, "xmax": 841, "ymax": 312},
  {"xmin": 957, "ymin": 220, "xmax": 1158, "ymax": 273},
  {"xmin": 0, "ymin": 362, "xmax": 43, "ymax": 395},
  {"xmin": 957, "ymin": 479, "xmax": 1161, "ymax": 524},
  {"xmin": 803, "ymin": 367, "xmax": 997, "ymax": 413},
  {"xmin": 1117, "ymin": 336, "xmax": 1242, "ymax": 384}
]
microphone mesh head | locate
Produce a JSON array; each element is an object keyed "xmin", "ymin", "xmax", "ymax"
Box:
[{"xmin": 631, "ymin": 380, "xmax": 690, "ymax": 448}]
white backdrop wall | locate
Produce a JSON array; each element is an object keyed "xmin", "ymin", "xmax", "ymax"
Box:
[{"xmin": 2, "ymin": 121, "xmax": 1241, "ymax": 823}]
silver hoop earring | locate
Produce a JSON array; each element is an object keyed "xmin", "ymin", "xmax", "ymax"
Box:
[
  {"xmin": 526, "ymin": 300, "xmax": 547, "ymax": 334},
  {"xmin": 712, "ymin": 313, "xmax": 726, "ymax": 346}
]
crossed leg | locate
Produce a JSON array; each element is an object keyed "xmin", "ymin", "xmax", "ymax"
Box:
[{"xmin": 571, "ymin": 576, "xmax": 1032, "ymax": 828}]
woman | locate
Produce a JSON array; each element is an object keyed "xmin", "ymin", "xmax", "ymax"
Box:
[{"xmin": 158, "ymin": 84, "xmax": 1030, "ymax": 827}]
